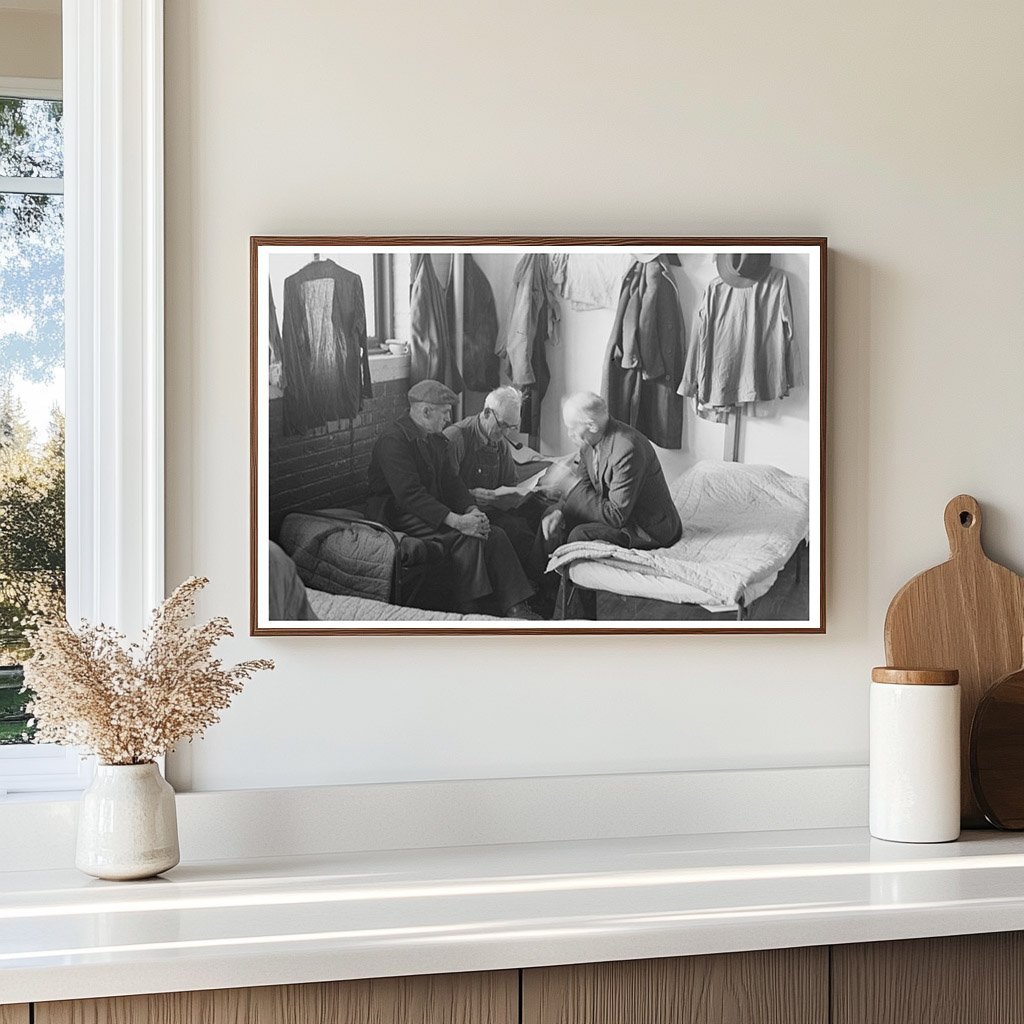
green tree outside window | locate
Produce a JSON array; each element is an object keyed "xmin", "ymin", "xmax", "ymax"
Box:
[{"xmin": 0, "ymin": 95, "xmax": 65, "ymax": 743}]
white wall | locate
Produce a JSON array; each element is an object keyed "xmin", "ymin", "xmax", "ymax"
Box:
[
  {"xmin": 164, "ymin": 0, "xmax": 1024, "ymax": 791},
  {"xmin": 0, "ymin": 9, "xmax": 61, "ymax": 80}
]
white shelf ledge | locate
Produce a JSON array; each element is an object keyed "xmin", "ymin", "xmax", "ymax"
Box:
[{"xmin": 4, "ymin": 826, "xmax": 1024, "ymax": 1004}]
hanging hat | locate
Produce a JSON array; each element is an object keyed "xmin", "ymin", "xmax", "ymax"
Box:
[
  {"xmin": 716, "ymin": 253, "xmax": 772, "ymax": 288},
  {"xmin": 407, "ymin": 379, "xmax": 458, "ymax": 405}
]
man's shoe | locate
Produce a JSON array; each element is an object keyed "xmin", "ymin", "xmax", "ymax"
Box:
[{"xmin": 506, "ymin": 601, "xmax": 543, "ymax": 620}]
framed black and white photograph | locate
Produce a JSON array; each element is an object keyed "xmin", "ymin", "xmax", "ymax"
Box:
[{"xmin": 250, "ymin": 237, "xmax": 826, "ymax": 635}]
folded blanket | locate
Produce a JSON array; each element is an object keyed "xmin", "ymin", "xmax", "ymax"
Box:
[{"xmin": 546, "ymin": 461, "xmax": 809, "ymax": 605}]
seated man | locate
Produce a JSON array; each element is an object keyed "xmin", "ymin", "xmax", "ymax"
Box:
[
  {"xmin": 444, "ymin": 385, "xmax": 522, "ymax": 491},
  {"xmin": 443, "ymin": 385, "xmax": 546, "ymax": 571},
  {"xmin": 541, "ymin": 391, "xmax": 683, "ymax": 551},
  {"xmin": 366, "ymin": 379, "xmax": 538, "ymax": 619}
]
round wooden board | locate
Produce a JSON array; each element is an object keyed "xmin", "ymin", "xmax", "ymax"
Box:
[{"xmin": 971, "ymin": 663, "xmax": 1024, "ymax": 829}]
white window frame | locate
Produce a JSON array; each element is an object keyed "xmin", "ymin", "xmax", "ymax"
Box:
[{"xmin": 0, "ymin": 0, "xmax": 164, "ymax": 799}]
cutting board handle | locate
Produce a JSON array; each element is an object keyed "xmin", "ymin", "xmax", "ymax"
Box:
[{"xmin": 944, "ymin": 494, "xmax": 983, "ymax": 559}]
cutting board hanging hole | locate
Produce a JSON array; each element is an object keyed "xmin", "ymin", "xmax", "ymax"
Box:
[{"xmin": 944, "ymin": 494, "xmax": 983, "ymax": 556}]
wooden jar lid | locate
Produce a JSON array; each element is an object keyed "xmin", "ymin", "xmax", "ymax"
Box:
[{"xmin": 871, "ymin": 667, "xmax": 960, "ymax": 686}]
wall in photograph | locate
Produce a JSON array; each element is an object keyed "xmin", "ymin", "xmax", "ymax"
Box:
[
  {"xmin": 471, "ymin": 251, "xmax": 811, "ymax": 479},
  {"xmin": 164, "ymin": 0, "xmax": 1024, "ymax": 790}
]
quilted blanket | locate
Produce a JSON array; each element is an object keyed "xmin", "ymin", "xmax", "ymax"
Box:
[{"xmin": 546, "ymin": 460, "xmax": 810, "ymax": 605}]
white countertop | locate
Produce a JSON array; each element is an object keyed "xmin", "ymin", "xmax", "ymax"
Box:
[{"xmin": 5, "ymin": 826, "xmax": 1024, "ymax": 1004}]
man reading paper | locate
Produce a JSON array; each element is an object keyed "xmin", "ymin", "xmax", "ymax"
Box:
[{"xmin": 443, "ymin": 385, "xmax": 550, "ymax": 573}]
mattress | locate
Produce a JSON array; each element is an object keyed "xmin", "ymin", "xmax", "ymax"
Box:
[
  {"xmin": 307, "ymin": 589, "xmax": 501, "ymax": 622},
  {"xmin": 568, "ymin": 561, "xmax": 780, "ymax": 612},
  {"xmin": 552, "ymin": 460, "xmax": 810, "ymax": 607}
]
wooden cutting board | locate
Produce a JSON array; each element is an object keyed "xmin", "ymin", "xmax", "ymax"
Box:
[{"xmin": 884, "ymin": 494, "xmax": 1024, "ymax": 827}]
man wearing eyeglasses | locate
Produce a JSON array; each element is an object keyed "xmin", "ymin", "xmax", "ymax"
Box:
[
  {"xmin": 444, "ymin": 386, "xmax": 546, "ymax": 578},
  {"xmin": 444, "ymin": 385, "xmax": 523, "ymax": 493}
]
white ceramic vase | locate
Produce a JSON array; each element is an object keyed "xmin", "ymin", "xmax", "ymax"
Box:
[{"xmin": 76, "ymin": 762, "xmax": 180, "ymax": 880}]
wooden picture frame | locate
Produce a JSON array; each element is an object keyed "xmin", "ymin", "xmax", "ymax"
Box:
[{"xmin": 251, "ymin": 237, "xmax": 826, "ymax": 635}]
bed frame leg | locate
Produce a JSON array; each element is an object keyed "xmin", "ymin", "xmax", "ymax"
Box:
[{"xmin": 556, "ymin": 578, "xmax": 597, "ymax": 621}]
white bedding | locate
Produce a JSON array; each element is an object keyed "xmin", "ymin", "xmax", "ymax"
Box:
[
  {"xmin": 308, "ymin": 590, "xmax": 501, "ymax": 622},
  {"xmin": 568, "ymin": 560, "xmax": 779, "ymax": 611},
  {"xmin": 549, "ymin": 460, "xmax": 809, "ymax": 607}
]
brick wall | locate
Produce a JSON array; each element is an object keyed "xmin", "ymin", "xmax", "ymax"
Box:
[{"xmin": 268, "ymin": 374, "xmax": 409, "ymax": 538}]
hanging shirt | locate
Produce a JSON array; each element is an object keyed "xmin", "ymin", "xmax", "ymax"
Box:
[
  {"xmin": 679, "ymin": 266, "xmax": 800, "ymax": 408},
  {"xmin": 410, "ymin": 254, "xmax": 464, "ymax": 394},
  {"xmin": 550, "ymin": 253, "xmax": 633, "ymax": 311},
  {"xmin": 279, "ymin": 259, "xmax": 372, "ymax": 434}
]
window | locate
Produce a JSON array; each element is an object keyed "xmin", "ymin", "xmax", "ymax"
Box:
[
  {"xmin": 0, "ymin": 84, "xmax": 64, "ymax": 751},
  {"xmin": 1, "ymin": 2, "xmax": 167, "ymax": 797}
]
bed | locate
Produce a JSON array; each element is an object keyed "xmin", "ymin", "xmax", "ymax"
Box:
[
  {"xmin": 547, "ymin": 460, "xmax": 811, "ymax": 621},
  {"xmin": 307, "ymin": 589, "xmax": 501, "ymax": 622}
]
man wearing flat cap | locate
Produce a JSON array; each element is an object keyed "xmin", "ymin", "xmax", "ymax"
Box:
[{"xmin": 367, "ymin": 379, "xmax": 539, "ymax": 618}]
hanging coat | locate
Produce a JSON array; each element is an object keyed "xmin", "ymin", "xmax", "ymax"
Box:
[
  {"xmin": 279, "ymin": 258, "xmax": 373, "ymax": 435},
  {"xmin": 678, "ymin": 265, "xmax": 799, "ymax": 408},
  {"xmin": 498, "ymin": 254, "xmax": 559, "ymax": 438},
  {"xmin": 445, "ymin": 254, "xmax": 499, "ymax": 393},
  {"xmin": 498, "ymin": 254, "xmax": 560, "ymax": 387},
  {"xmin": 410, "ymin": 254, "xmax": 463, "ymax": 394},
  {"xmin": 602, "ymin": 257, "xmax": 686, "ymax": 450}
]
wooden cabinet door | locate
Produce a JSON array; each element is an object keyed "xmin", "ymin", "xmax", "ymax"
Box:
[
  {"xmin": 0, "ymin": 1007, "xmax": 29, "ymax": 1024},
  {"xmin": 832, "ymin": 933, "xmax": 1024, "ymax": 1024},
  {"xmin": 36, "ymin": 971, "xmax": 517, "ymax": 1024},
  {"xmin": 523, "ymin": 949, "xmax": 828, "ymax": 1024}
]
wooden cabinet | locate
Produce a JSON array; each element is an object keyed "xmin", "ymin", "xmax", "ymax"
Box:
[
  {"xmin": 832, "ymin": 932, "xmax": 1024, "ymax": 1024},
  {"xmin": 522, "ymin": 948, "xmax": 828, "ymax": 1024},
  {"xmin": 35, "ymin": 972, "xmax": 518, "ymax": 1024},
  {"xmin": 18, "ymin": 933, "xmax": 1024, "ymax": 1024}
]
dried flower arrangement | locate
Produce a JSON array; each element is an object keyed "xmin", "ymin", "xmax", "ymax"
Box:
[{"xmin": 22, "ymin": 577, "xmax": 273, "ymax": 765}]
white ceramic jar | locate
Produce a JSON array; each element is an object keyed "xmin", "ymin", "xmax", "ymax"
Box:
[
  {"xmin": 76, "ymin": 762, "xmax": 180, "ymax": 880},
  {"xmin": 870, "ymin": 667, "xmax": 961, "ymax": 843}
]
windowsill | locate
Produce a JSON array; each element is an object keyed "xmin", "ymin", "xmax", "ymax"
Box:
[
  {"xmin": 0, "ymin": 789, "xmax": 85, "ymax": 804},
  {"xmin": 3, "ymin": 825, "xmax": 1024, "ymax": 1003},
  {"xmin": 367, "ymin": 349, "xmax": 410, "ymax": 383}
]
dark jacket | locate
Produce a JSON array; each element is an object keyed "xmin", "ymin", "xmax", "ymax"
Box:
[
  {"xmin": 446, "ymin": 254, "xmax": 499, "ymax": 393},
  {"xmin": 563, "ymin": 418, "xmax": 682, "ymax": 548},
  {"xmin": 603, "ymin": 257, "xmax": 685, "ymax": 450},
  {"xmin": 410, "ymin": 254, "xmax": 464, "ymax": 394},
  {"xmin": 443, "ymin": 414, "xmax": 517, "ymax": 490},
  {"xmin": 498, "ymin": 254, "xmax": 559, "ymax": 439},
  {"xmin": 280, "ymin": 258, "xmax": 372, "ymax": 434},
  {"xmin": 367, "ymin": 414, "xmax": 473, "ymax": 529}
]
